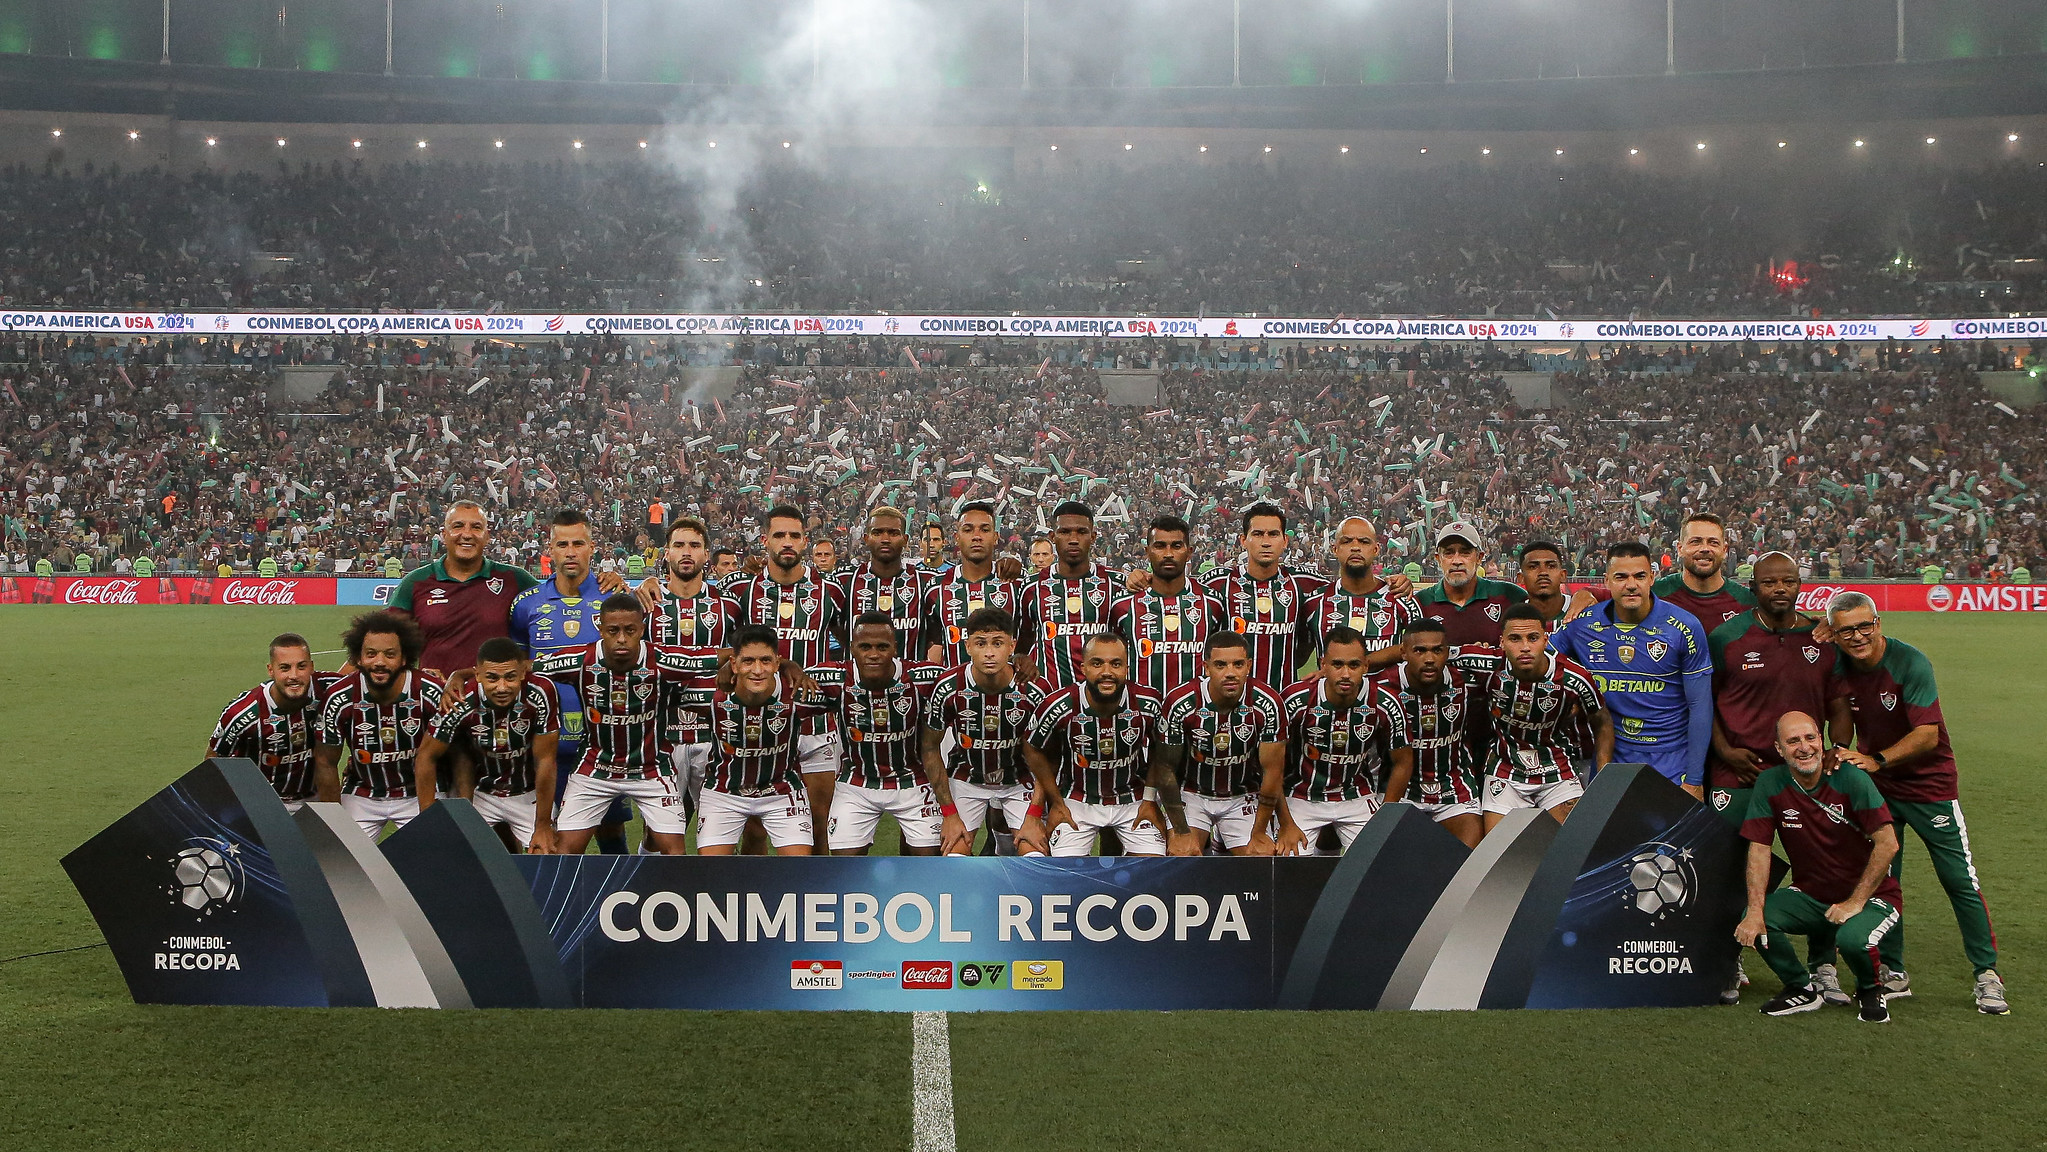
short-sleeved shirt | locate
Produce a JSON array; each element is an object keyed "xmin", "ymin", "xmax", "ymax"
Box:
[
  {"xmin": 1158, "ymin": 677, "xmax": 1285, "ymax": 798},
  {"xmin": 919, "ymin": 569, "xmax": 1021, "ymax": 666},
  {"xmin": 649, "ymin": 582, "xmax": 729, "ymax": 744},
  {"xmin": 808, "ymin": 659, "xmax": 945, "ymax": 790},
  {"xmin": 1741, "ymin": 763, "xmax": 1901, "ymax": 907},
  {"xmin": 429, "ymin": 675, "xmax": 562, "ymax": 795},
  {"xmin": 1651, "ymin": 573, "xmax": 1758, "ymax": 634},
  {"xmin": 1301, "ymin": 581, "xmax": 1423, "ymax": 656},
  {"xmin": 1480, "ymin": 652, "xmax": 1603, "ymax": 785},
  {"xmin": 1415, "ymin": 577, "xmax": 1529, "ymax": 648},
  {"xmin": 698, "ymin": 681, "xmax": 835, "ymax": 797},
  {"xmin": 530, "ymin": 642, "xmax": 718, "ymax": 781},
  {"xmin": 1549, "ymin": 596, "xmax": 1709, "ymax": 760},
  {"xmin": 924, "ymin": 665, "xmax": 1047, "ymax": 789},
  {"xmin": 1208, "ymin": 565, "xmax": 1332, "ymax": 689},
  {"xmin": 1278, "ymin": 676, "xmax": 1410, "ymax": 803},
  {"xmin": 210, "ymin": 673, "xmax": 344, "ymax": 801},
  {"xmin": 1106, "ymin": 582, "xmax": 1231, "ymax": 695},
  {"xmin": 1706, "ymin": 611, "xmax": 1841, "ymax": 788},
  {"xmin": 317, "ymin": 670, "xmax": 446, "ymax": 800},
  {"xmin": 508, "ymin": 572, "xmax": 607, "ymax": 657},
  {"xmin": 1373, "ymin": 663, "xmax": 1492, "ymax": 806},
  {"xmin": 1833, "ymin": 638, "xmax": 1958, "ymax": 803},
  {"xmin": 392, "ymin": 558, "xmax": 538, "ymax": 673},
  {"xmin": 830, "ymin": 563, "xmax": 929, "ymax": 661},
  {"xmin": 1027, "ymin": 683, "xmax": 1163, "ymax": 806},
  {"xmin": 1017, "ymin": 569, "xmax": 1123, "ymax": 689}
]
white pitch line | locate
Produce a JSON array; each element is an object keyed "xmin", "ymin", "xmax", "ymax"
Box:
[{"xmin": 910, "ymin": 1011, "xmax": 957, "ymax": 1152}]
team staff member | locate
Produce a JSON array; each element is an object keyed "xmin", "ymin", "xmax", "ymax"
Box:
[
  {"xmin": 208, "ymin": 633, "xmax": 340, "ymax": 811},
  {"xmin": 1736, "ymin": 711, "xmax": 1901, "ymax": 1024},
  {"xmin": 1416, "ymin": 521, "xmax": 1528, "ymax": 648},
  {"xmin": 1827, "ymin": 592, "xmax": 2008, "ymax": 1014},
  {"xmin": 388, "ymin": 501, "xmax": 538, "ymax": 677},
  {"xmin": 1152, "ymin": 632, "xmax": 1288, "ymax": 856},
  {"xmin": 416, "ymin": 637, "xmax": 561, "ymax": 853},
  {"xmin": 1550, "ymin": 542, "xmax": 1712, "ymax": 798}
]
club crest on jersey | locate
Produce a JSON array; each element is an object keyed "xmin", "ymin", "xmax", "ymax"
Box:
[
  {"xmin": 767, "ymin": 716, "xmax": 788, "ymax": 734},
  {"xmin": 1443, "ymin": 703, "xmax": 1461, "ymax": 722},
  {"xmin": 1803, "ymin": 646, "xmax": 1822, "ymax": 663},
  {"xmin": 1880, "ymin": 692, "xmax": 1898, "ymax": 711},
  {"xmin": 634, "ymin": 684, "xmax": 654, "ymax": 700},
  {"xmin": 400, "ymin": 718, "xmax": 420, "ymax": 735},
  {"xmin": 992, "ymin": 589, "xmax": 1010, "ymax": 607},
  {"xmin": 1537, "ymin": 694, "xmax": 1559, "ymax": 712},
  {"xmin": 486, "ymin": 576, "xmax": 505, "ymax": 595},
  {"xmin": 511, "ymin": 719, "xmax": 530, "ymax": 734},
  {"xmin": 1646, "ymin": 639, "xmax": 1669, "ymax": 662},
  {"xmin": 893, "ymin": 695, "xmax": 914, "ymax": 715},
  {"xmin": 1373, "ymin": 610, "xmax": 1390, "ymax": 631},
  {"xmin": 1006, "ymin": 708, "xmax": 1027, "ymax": 725},
  {"xmin": 1485, "ymin": 602, "xmax": 1502, "ymax": 621},
  {"xmin": 1236, "ymin": 723, "xmax": 1255, "ymax": 741},
  {"xmin": 1087, "ymin": 588, "xmax": 1105, "ymax": 607},
  {"xmin": 801, "ymin": 597, "xmax": 818, "ymax": 614},
  {"xmin": 1274, "ymin": 589, "xmax": 1292, "ymax": 607}
]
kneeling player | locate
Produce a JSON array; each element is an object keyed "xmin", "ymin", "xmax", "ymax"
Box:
[
  {"xmin": 1152, "ymin": 632, "xmax": 1287, "ymax": 855},
  {"xmin": 1735, "ymin": 711, "xmax": 1901, "ymax": 1024},
  {"xmin": 209, "ymin": 633, "xmax": 340, "ymax": 812},
  {"xmin": 416, "ymin": 637, "xmax": 561, "ymax": 853},
  {"xmin": 315, "ymin": 612, "xmax": 444, "ymax": 839},
  {"xmin": 1480, "ymin": 605, "xmax": 1611, "ymax": 829},
  {"xmin": 1276, "ymin": 627, "xmax": 1412, "ymax": 855},
  {"xmin": 815, "ymin": 612, "xmax": 966, "ymax": 855},
  {"xmin": 1018, "ymin": 632, "xmax": 1167, "ymax": 856},
  {"xmin": 1374, "ymin": 619, "xmax": 1487, "ymax": 847},
  {"xmin": 694, "ymin": 625, "xmax": 835, "ymax": 855},
  {"xmin": 922, "ymin": 607, "xmax": 1046, "ymax": 853}
]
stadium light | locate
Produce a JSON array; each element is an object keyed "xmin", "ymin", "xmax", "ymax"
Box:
[
  {"xmin": 494, "ymin": 139, "xmax": 505, "ymax": 149},
  {"xmin": 573, "ymin": 140, "xmax": 584, "ymax": 149},
  {"xmin": 205, "ymin": 137, "xmax": 217, "ymax": 147},
  {"xmin": 1554, "ymin": 148, "xmax": 1563, "ymax": 155},
  {"xmin": 352, "ymin": 139, "xmax": 363, "ymax": 148},
  {"xmin": 708, "ymin": 141, "xmax": 717, "ymax": 148},
  {"xmin": 1925, "ymin": 137, "xmax": 1936, "ymax": 145},
  {"xmin": 1419, "ymin": 148, "xmax": 1428, "ymax": 154},
  {"xmin": 1629, "ymin": 148, "xmax": 1639, "ymax": 155},
  {"xmin": 782, "ymin": 141, "xmax": 791, "ymax": 148},
  {"xmin": 1777, "ymin": 141, "xmax": 1787, "ymax": 148},
  {"xmin": 2009, "ymin": 133, "xmax": 2021, "ymax": 143},
  {"xmin": 1124, "ymin": 143, "xmax": 1132, "ymax": 150},
  {"xmin": 1480, "ymin": 147, "xmax": 1490, "ymax": 155},
  {"xmin": 416, "ymin": 140, "xmax": 428, "ymax": 149},
  {"xmin": 49, "ymin": 128, "xmax": 60, "ymax": 137},
  {"xmin": 1854, "ymin": 139, "xmax": 1865, "ymax": 147},
  {"xmin": 127, "ymin": 131, "xmax": 139, "ymax": 140},
  {"xmin": 638, "ymin": 140, "xmax": 648, "ymax": 149},
  {"xmin": 1695, "ymin": 141, "xmax": 1706, "ymax": 150},
  {"xmin": 1049, "ymin": 145, "xmax": 1057, "ymax": 151},
  {"xmin": 277, "ymin": 138, "xmax": 287, "ymax": 147},
  {"xmin": 1339, "ymin": 146, "xmax": 1349, "ymax": 154},
  {"xmin": 1199, "ymin": 145, "xmax": 1208, "ymax": 152},
  {"xmin": 1263, "ymin": 146, "xmax": 1272, "ymax": 153}
]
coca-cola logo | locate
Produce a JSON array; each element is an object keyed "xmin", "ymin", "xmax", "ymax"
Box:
[
  {"xmin": 899, "ymin": 961, "xmax": 953, "ymax": 989},
  {"xmin": 1794, "ymin": 585, "xmax": 1848, "ymax": 613},
  {"xmin": 64, "ymin": 579, "xmax": 142, "ymax": 605},
  {"xmin": 220, "ymin": 579, "xmax": 301, "ymax": 606}
]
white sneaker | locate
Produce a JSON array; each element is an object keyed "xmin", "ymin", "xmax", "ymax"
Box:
[
  {"xmin": 1879, "ymin": 965, "xmax": 1912, "ymax": 1000},
  {"xmin": 1814, "ymin": 963, "xmax": 1853, "ymax": 1007},
  {"xmin": 1975, "ymin": 970, "xmax": 2010, "ymax": 1016}
]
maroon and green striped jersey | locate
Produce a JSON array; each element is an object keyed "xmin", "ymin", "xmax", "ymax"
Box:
[
  {"xmin": 1278, "ymin": 676, "xmax": 1409, "ymax": 803},
  {"xmin": 1027, "ymin": 683, "xmax": 1163, "ymax": 805},
  {"xmin": 1741, "ymin": 763, "xmax": 1902, "ymax": 907},
  {"xmin": 649, "ymin": 583, "xmax": 728, "ymax": 745},
  {"xmin": 1301, "ymin": 581, "xmax": 1423, "ymax": 656},
  {"xmin": 1833, "ymin": 638, "xmax": 1957, "ymax": 803},
  {"xmin": 1158, "ymin": 678, "xmax": 1285, "ymax": 798},
  {"xmin": 831, "ymin": 562, "xmax": 930, "ymax": 659},
  {"xmin": 1106, "ymin": 582, "xmax": 1231, "ymax": 694},
  {"xmin": 924, "ymin": 665, "xmax": 1047, "ymax": 789},
  {"xmin": 1479, "ymin": 652, "xmax": 1603, "ymax": 785},
  {"xmin": 317, "ymin": 669, "xmax": 446, "ymax": 800},
  {"xmin": 920, "ymin": 570, "xmax": 1022, "ymax": 666},
  {"xmin": 722, "ymin": 569, "xmax": 845, "ymax": 668},
  {"xmin": 1017, "ymin": 570, "xmax": 1121, "ymax": 689},
  {"xmin": 1707, "ymin": 611, "xmax": 1842, "ymax": 789},
  {"xmin": 1209, "ymin": 565, "xmax": 1332, "ymax": 689},
  {"xmin": 531, "ymin": 643, "xmax": 717, "ymax": 781},
  {"xmin": 209, "ymin": 672, "xmax": 344, "ymax": 801},
  {"xmin": 808, "ymin": 660, "xmax": 945, "ymax": 790},
  {"xmin": 429, "ymin": 675, "xmax": 562, "ymax": 796},
  {"xmin": 700, "ymin": 682, "xmax": 834, "ymax": 796},
  {"xmin": 1372, "ymin": 663, "xmax": 1491, "ymax": 806}
]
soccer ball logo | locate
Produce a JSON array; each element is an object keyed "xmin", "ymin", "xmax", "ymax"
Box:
[
  {"xmin": 1625, "ymin": 843, "xmax": 1694, "ymax": 919},
  {"xmin": 170, "ymin": 839, "xmax": 244, "ymax": 914}
]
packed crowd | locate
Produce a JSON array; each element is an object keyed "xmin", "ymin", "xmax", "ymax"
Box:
[
  {"xmin": 5, "ymin": 158, "xmax": 2046, "ymax": 318},
  {"xmin": 4, "ymin": 331, "xmax": 2042, "ymax": 583}
]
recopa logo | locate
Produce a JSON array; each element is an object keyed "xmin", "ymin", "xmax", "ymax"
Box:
[
  {"xmin": 169, "ymin": 838, "xmax": 244, "ymax": 915},
  {"xmin": 1624, "ymin": 843, "xmax": 1695, "ymax": 921}
]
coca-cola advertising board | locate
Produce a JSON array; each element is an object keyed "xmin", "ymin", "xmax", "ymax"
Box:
[{"xmin": 5, "ymin": 577, "xmax": 340, "ymax": 605}]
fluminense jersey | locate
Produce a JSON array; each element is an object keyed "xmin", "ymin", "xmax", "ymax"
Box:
[
  {"xmin": 1209, "ymin": 565, "xmax": 1332, "ymax": 689},
  {"xmin": 723, "ymin": 569, "xmax": 846, "ymax": 667},
  {"xmin": 1106, "ymin": 582, "xmax": 1231, "ymax": 694},
  {"xmin": 830, "ymin": 562, "xmax": 929, "ymax": 659},
  {"xmin": 530, "ymin": 642, "xmax": 718, "ymax": 781},
  {"xmin": 317, "ymin": 670, "xmax": 446, "ymax": 800},
  {"xmin": 209, "ymin": 673, "xmax": 344, "ymax": 801},
  {"xmin": 1373, "ymin": 663, "xmax": 1492, "ymax": 807},
  {"xmin": 1279, "ymin": 677, "xmax": 1409, "ymax": 803},
  {"xmin": 699, "ymin": 681, "xmax": 835, "ymax": 796},
  {"xmin": 919, "ymin": 569, "xmax": 1022, "ymax": 666},
  {"xmin": 649, "ymin": 582, "xmax": 729, "ymax": 745},
  {"xmin": 808, "ymin": 660, "xmax": 945, "ymax": 790},
  {"xmin": 1027, "ymin": 683, "xmax": 1163, "ymax": 806},
  {"xmin": 1414, "ymin": 577, "xmax": 1529, "ymax": 648},
  {"xmin": 1741, "ymin": 763, "xmax": 1902, "ymax": 907},
  {"xmin": 1549, "ymin": 596, "xmax": 1709, "ymax": 763},
  {"xmin": 1481, "ymin": 652, "xmax": 1603, "ymax": 785},
  {"xmin": 1018, "ymin": 569, "xmax": 1122, "ymax": 689},
  {"xmin": 1707, "ymin": 610, "xmax": 1840, "ymax": 789},
  {"xmin": 924, "ymin": 666, "xmax": 1047, "ymax": 789},
  {"xmin": 1301, "ymin": 580, "xmax": 1424, "ymax": 656},
  {"xmin": 1158, "ymin": 678, "xmax": 1285, "ymax": 798},
  {"xmin": 429, "ymin": 675, "xmax": 562, "ymax": 795},
  {"xmin": 1651, "ymin": 573, "xmax": 1758, "ymax": 634},
  {"xmin": 1833, "ymin": 638, "xmax": 1958, "ymax": 804}
]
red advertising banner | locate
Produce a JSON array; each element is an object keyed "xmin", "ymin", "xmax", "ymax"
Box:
[
  {"xmin": 0, "ymin": 576, "xmax": 339, "ymax": 606},
  {"xmin": 1565, "ymin": 581, "xmax": 2047, "ymax": 614}
]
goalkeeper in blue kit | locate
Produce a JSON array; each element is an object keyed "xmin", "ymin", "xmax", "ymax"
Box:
[{"xmin": 1549, "ymin": 542, "xmax": 1713, "ymax": 798}]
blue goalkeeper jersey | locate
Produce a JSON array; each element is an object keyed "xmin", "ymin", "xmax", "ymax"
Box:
[{"xmin": 1548, "ymin": 595, "xmax": 1713, "ymax": 782}]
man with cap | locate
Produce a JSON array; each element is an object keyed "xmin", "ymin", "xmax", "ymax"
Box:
[{"xmin": 1415, "ymin": 520, "xmax": 1528, "ymax": 648}]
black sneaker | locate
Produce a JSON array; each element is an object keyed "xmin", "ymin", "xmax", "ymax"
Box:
[
  {"xmin": 1761, "ymin": 985, "xmax": 1824, "ymax": 1016},
  {"xmin": 1858, "ymin": 984, "xmax": 1891, "ymax": 1024}
]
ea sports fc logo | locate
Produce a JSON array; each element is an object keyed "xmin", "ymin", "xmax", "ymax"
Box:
[
  {"xmin": 1624, "ymin": 842, "xmax": 1695, "ymax": 921},
  {"xmin": 169, "ymin": 837, "xmax": 245, "ymax": 915}
]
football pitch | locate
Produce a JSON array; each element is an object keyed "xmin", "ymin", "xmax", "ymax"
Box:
[{"xmin": 2, "ymin": 606, "xmax": 2041, "ymax": 1150}]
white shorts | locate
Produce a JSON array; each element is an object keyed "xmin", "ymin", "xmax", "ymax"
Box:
[
  {"xmin": 341, "ymin": 794, "xmax": 418, "ymax": 840},
  {"xmin": 829, "ymin": 782, "xmax": 941, "ymax": 850},
  {"xmin": 1482, "ymin": 775, "xmax": 1585, "ymax": 815},
  {"xmin": 798, "ymin": 731, "xmax": 841, "ymax": 777},
  {"xmin": 559, "ymin": 773, "xmax": 688, "ymax": 834},
  {"xmin": 670, "ymin": 742, "xmax": 711, "ymax": 807},
  {"xmin": 1186, "ymin": 792, "xmax": 1263, "ymax": 850},
  {"xmin": 1410, "ymin": 797, "xmax": 1483, "ymax": 822},
  {"xmin": 1048, "ymin": 799, "xmax": 1167, "ymax": 857},
  {"xmin": 473, "ymin": 789, "xmax": 540, "ymax": 848},
  {"xmin": 1287, "ymin": 795, "xmax": 1380, "ymax": 854},
  {"xmin": 698, "ymin": 787, "xmax": 813, "ymax": 849},
  {"xmin": 950, "ymin": 776, "xmax": 1031, "ymax": 835}
]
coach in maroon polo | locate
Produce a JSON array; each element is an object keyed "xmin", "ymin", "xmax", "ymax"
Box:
[{"xmin": 389, "ymin": 500, "xmax": 538, "ymax": 677}]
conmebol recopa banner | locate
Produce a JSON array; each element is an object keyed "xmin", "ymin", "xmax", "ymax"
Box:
[{"xmin": 1, "ymin": 310, "xmax": 2039, "ymax": 342}]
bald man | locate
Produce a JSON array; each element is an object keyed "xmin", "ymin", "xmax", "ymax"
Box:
[
  {"xmin": 1301, "ymin": 516, "xmax": 1421, "ymax": 671},
  {"xmin": 1737, "ymin": 711, "xmax": 1901, "ymax": 1024}
]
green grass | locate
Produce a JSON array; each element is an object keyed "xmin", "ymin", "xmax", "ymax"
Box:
[{"xmin": 1, "ymin": 607, "xmax": 2042, "ymax": 1149}]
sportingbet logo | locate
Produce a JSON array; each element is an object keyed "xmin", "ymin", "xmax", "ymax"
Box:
[
  {"xmin": 790, "ymin": 959, "xmax": 843, "ymax": 989},
  {"xmin": 901, "ymin": 961, "xmax": 953, "ymax": 989},
  {"xmin": 64, "ymin": 579, "xmax": 142, "ymax": 604},
  {"xmin": 221, "ymin": 579, "xmax": 302, "ymax": 606}
]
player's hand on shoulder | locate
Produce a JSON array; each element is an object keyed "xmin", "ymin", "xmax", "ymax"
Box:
[
  {"xmin": 595, "ymin": 569, "xmax": 627, "ymax": 594},
  {"xmin": 1385, "ymin": 572, "xmax": 1414, "ymax": 598},
  {"xmin": 995, "ymin": 555, "xmax": 1023, "ymax": 581},
  {"xmin": 1124, "ymin": 567, "xmax": 1152, "ymax": 593},
  {"xmin": 634, "ymin": 576, "xmax": 662, "ymax": 614}
]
